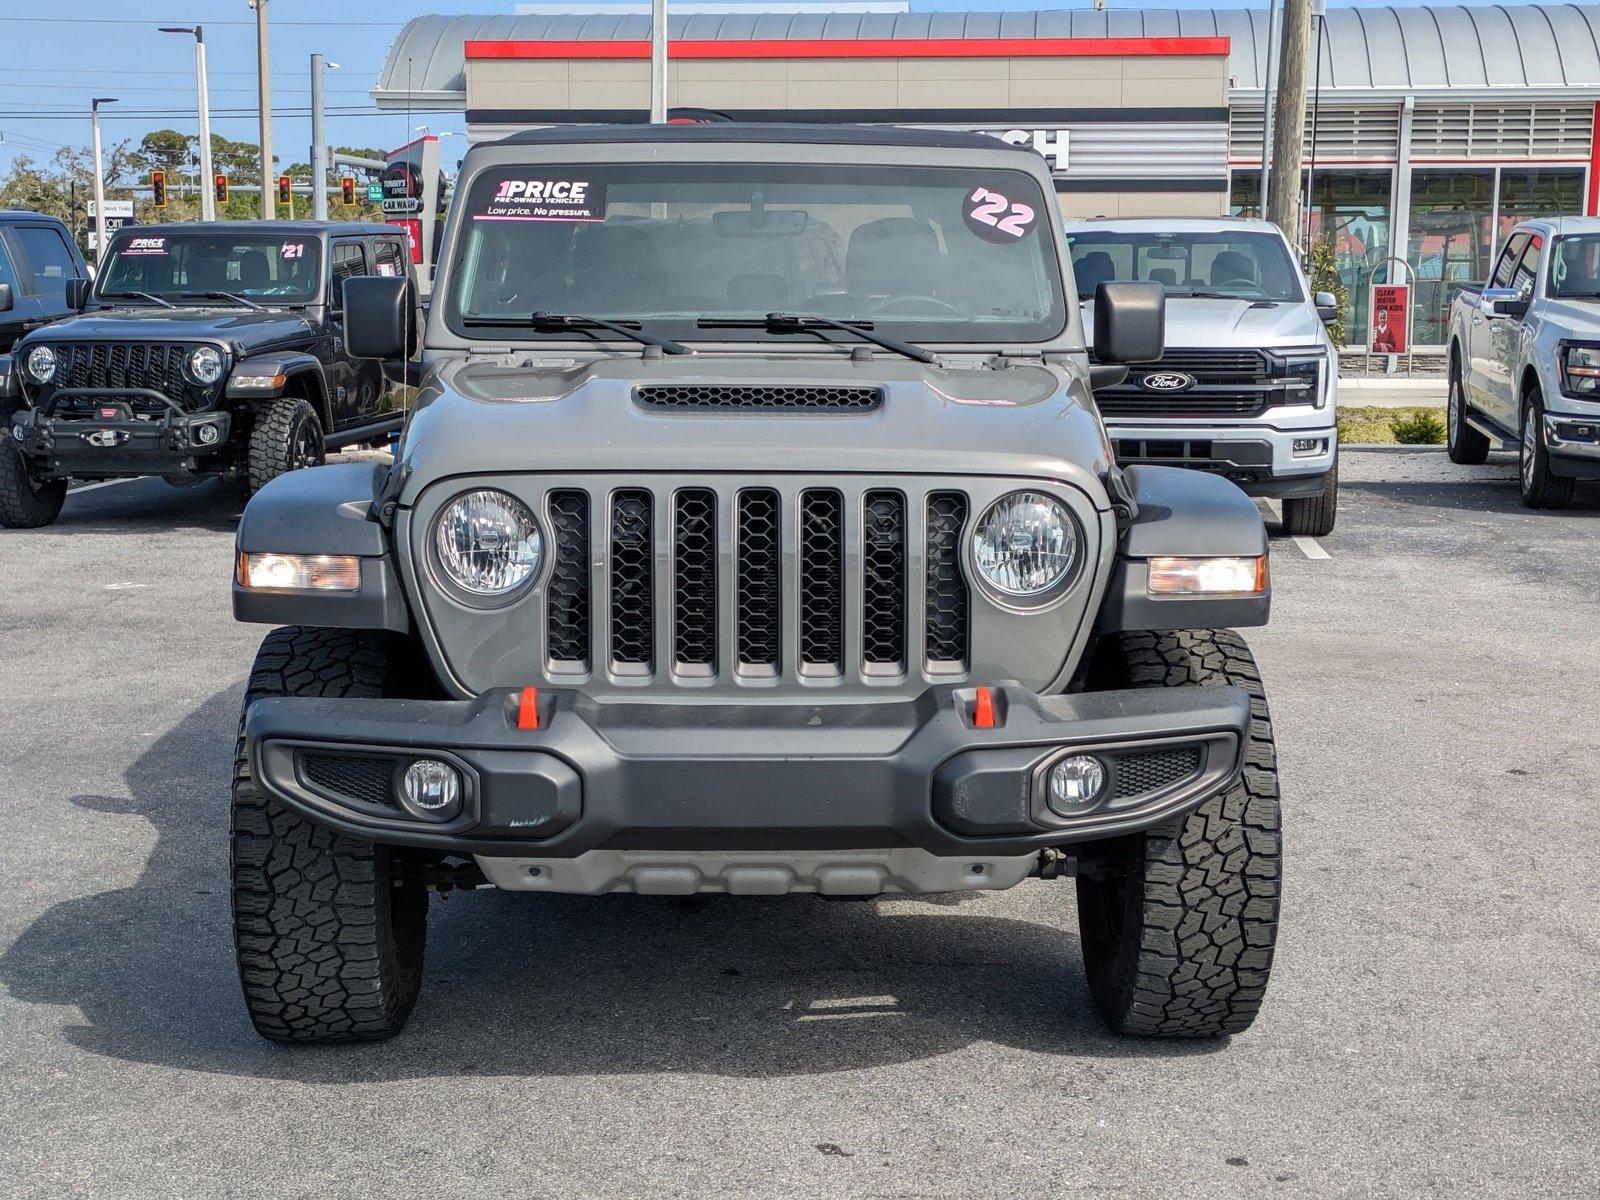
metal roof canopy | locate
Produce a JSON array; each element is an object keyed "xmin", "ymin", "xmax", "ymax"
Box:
[{"xmin": 373, "ymin": 5, "xmax": 1600, "ymax": 106}]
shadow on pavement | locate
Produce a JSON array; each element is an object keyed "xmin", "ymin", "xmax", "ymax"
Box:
[
  {"xmin": 0, "ymin": 689, "xmax": 1219, "ymax": 1081},
  {"xmin": 4, "ymin": 477, "xmax": 247, "ymax": 536}
]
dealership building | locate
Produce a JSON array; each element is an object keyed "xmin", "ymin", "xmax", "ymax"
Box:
[{"xmin": 375, "ymin": 4, "xmax": 1600, "ymax": 343}]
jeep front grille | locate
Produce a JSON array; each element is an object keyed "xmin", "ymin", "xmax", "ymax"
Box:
[
  {"xmin": 533, "ymin": 482, "xmax": 973, "ymax": 685},
  {"xmin": 636, "ymin": 384, "xmax": 881, "ymax": 411},
  {"xmin": 39, "ymin": 342, "xmax": 205, "ymax": 416}
]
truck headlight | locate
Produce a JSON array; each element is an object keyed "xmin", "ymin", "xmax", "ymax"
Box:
[
  {"xmin": 1560, "ymin": 344, "xmax": 1600, "ymax": 397},
  {"xmin": 26, "ymin": 345, "xmax": 57, "ymax": 384},
  {"xmin": 972, "ymin": 491, "xmax": 1078, "ymax": 598},
  {"xmin": 186, "ymin": 345, "xmax": 225, "ymax": 385},
  {"xmin": 434, "ymin": 489, "xmax": 542, "ymax": 596},
  {"xmin": 1279, "ymin": 352, "xmax": 1326, "ymax": 409}
]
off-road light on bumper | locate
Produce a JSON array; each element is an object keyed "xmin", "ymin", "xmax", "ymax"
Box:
[
  {"xmin": 1045, "ymin": 755, "xmax": 1105, "ymax": 815},
  {"xmin": 1146, "ymin": 555, "xmax": 1269, "ymax": 597},
  {"xmin": 195, "ymin": 422, "xmax": 221, "ymax": 445},
  {"xmin": 401, "ymin": 759, "xmax": 461, "ymax": 819},
  {"xmin": 235, "ymin": 551, "xmax": 360, "ymax": 592}
]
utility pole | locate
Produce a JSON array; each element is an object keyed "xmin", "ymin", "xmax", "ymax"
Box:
[
  {"xmin": 160, "ymin": 25, "xmax": 215, "ymax": 221},
  {"xmin": 251, "ymin": 0, "xmax": 274, "ymax": 220},
  {"xmin": 1266, "ymin": 0, "xmax": 1314, "ymax": 244},
  {"xmin": 311, "ymin": 53, "xmax": 328, "ymax": 220},
  {"xmin": 650, "ymin": 0, "xmax": 667, "ymax": 123},
  {"xmin": 90, "ymin": 97, "xmax": 117, "ymax": 266}
]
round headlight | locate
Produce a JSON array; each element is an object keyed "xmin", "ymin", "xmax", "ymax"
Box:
[
  {"xmin": 186, "ymin": 345, "xmax": 225, "ymax": 385},
  {"xmin": 25, "ymin": 345, "xmax": 57, "ymax": 384},
  {"xmin": 435, "ymin": 489, "xmax": 542, "ymax": 596},
  {"xmin": 973, "ymin": 491, "xmax": 1078, "ymax": 597}
]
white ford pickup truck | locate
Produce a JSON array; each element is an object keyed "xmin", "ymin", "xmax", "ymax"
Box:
[{"xmin": 1447, "ymin": 216, "xmax": 1600, "ymax": 509}]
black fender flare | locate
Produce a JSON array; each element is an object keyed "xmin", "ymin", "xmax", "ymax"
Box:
[
  {"xmin": 232, "ymin": 460, "xmax": 411, "ymax": 632},
  {"xmin": 1096, "ymin": 464, "xmax": 1270, "ymax": 634},
  {"xmin": 226, "ymin": 351, "xmax": 331, "ymax": 428}
]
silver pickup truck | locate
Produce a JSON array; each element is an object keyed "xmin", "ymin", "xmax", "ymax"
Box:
[
  {"xmin": 1065, "ymin": 217, "xmax": 1340, "ymax": 536},
  {"xmin": 1447, "ymin": 217, "xmax": 1600, "ymax": 509}
]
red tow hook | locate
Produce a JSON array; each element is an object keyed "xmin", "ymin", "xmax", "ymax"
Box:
[
  {"xmin": 972, "ymin": 686, "xmax": 999, "ymax": 729},
  {"xmin": 516, "ymin": 685, "xmax": 540, "ymax": 731}
]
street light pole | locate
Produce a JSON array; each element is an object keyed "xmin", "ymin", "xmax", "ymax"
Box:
[
  {"xmin": 311, "ymin": 53, "xmax": 328, "ymax": 220},
  {"xmin": 90, "ymin": 97, "xmax": 117, "ymax": 266},
  {"xmin": 251, "ymin": 0, "xmax": 274, "ymax": 220},
  {"xmin": 650, "ymin": 0, "xmax": 667, "ymax": 123},
  {"xmin": 160, "ymin": 25, "xmax": 215, "ymax": 221}
]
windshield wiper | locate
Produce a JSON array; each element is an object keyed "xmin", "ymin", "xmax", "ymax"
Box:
[
  {"xmin": 462, "ymin": 310, "xmax": 692, "ymax": 355},
  {"xmin": 101, "ymin": 290, "xmax": 174, "ymax": 309},
  {"xmin": 182, "ymin": 290, "xmax": 264, "ymax": 311},
  {"xmin": 697, "ymin": 313, "xmax": 939, "ymax": 365}
]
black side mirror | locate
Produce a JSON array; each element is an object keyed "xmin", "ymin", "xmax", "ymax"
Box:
[
  {"xmin": 344, "ymin": 275, "xmax": 411, "ymax": 359},
  {"xmin": 0, "ymin": 283, "xmax": 11, "ymax": 314},
  {"xmin": 1491, "ymin": 297, "xmax": 1530, "ymax": 320},
  {"xmin": 1093, "ymin": 280, "xmax": 1165, "ymax": 364},
  {"xmin": 65, "ymin": 278, "xmax": 92, "ymax": 311},
  {"xmin": 1314, "ymin": 290, "xmax": 1338, "ymax": 323}
]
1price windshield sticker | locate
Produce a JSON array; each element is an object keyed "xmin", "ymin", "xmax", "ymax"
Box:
[
  {"xmin": 963, "ymin": 186, "xmax": 1037, "ymax": 243},
  {"xmin": 477, "ymin": 177, "xmax": 606, "ymax": 223},
  {"xmin": 122, "ymin": 236, "xmax": 168, "ymax": 256}
]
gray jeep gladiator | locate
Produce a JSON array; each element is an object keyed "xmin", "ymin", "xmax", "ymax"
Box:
[{"xmin": 230, "ymin": 124, "xmax": 1282, "ymax": 1044}]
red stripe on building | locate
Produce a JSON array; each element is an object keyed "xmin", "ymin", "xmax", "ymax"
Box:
[
  {"xmin": 464, "ymin": 37, "xmax": 1231, "ymax": 62},
  {"xmin": 1588, "ymin": 102, "xmax": 1600, "ymax": 216}
]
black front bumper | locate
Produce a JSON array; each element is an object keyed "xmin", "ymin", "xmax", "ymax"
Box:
[
  {"xmin": 244, "ymin": 683, "xmax": 1251, "ymax": 858},
  {"xmin": 10, "ymin": 390, "xmax": 231, "ymax": 479}
]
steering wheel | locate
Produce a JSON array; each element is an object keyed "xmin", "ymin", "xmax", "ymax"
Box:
[
  {"xmin": 1214, "ymin": 278, "xmax": 1266, "ymax": 297},
  {"xmin": 868, "ymin": 295, "xmax": 968, "ymax": 318}
]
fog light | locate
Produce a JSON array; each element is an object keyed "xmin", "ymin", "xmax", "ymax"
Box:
[
  {"xmin": 196, "ymin": 422, "xmax": 221, "ymax": 445},
  {"xmin": 402, "ymin": 759, "xmax": 461, "ymax": 817},
  {"xmin": 1292, "ymin": 437, "xmax": 1326, "ymax": 456},
  {"xmin": 1046, "ymin": 755, "xmax": 1105, "ymax": 815}
]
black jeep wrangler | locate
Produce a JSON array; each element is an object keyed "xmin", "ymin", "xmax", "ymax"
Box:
[{"xmin": 0, "ymin": 221, "xmax": 415, "ymax": 527}]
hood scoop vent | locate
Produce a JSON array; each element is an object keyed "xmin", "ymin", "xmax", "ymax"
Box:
[{"xmin": 635, "ymin": 384, "xmax": 882, "ymax": 412}]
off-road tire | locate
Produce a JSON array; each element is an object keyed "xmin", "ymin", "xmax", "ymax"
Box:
[
  {"xmin": 231, "ymin": 625, "xmax": 427, "ymax": 1044},
  {"xmin": 1076, "ymin": 630, "xmax": 1281, "ymax": 1038},
  {"xmin": 1447, "ymin": 352, "xmax": 1490, "ymax": 465},
  {"xmin": 0, "ymin": 403, "xmax": 66, "ymax": 528},
  {"xmin": 1281, "ymin": 456, "xmax": 1338, "ymax": 537},
  {"xmin": 1518, "ymin": 391, "xmax": 1575, "ymax": 510},
  {"xmin": 246, "ymin": 397, "xmax": 324, "ymax": 495}
]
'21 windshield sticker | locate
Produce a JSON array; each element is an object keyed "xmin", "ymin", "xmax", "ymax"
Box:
[
  {"xmin": 963, "ymin": 186, "xmax": 1037, "ymax": 244},
  {"xmin": 477, "ymin": 177, "xmax": 606, "ymax": 223}
]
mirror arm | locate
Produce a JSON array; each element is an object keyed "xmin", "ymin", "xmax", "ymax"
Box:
[{"xmin": 1089, "ymin": 364, "xmax": 1129, "ymax": 391}]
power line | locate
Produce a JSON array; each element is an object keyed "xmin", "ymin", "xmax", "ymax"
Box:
[{"xmin": 0, "ymin": 16, "xmax": 404, "ymax": 26}]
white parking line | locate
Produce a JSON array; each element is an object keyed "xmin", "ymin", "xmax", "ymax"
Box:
[
  {"xmin": 67, "ymin": 478, "xmax": 139, "ymax": 495},
  {"xmin": 1293, "ymin": 536, "xmax": 1333, "ymax": 560}
]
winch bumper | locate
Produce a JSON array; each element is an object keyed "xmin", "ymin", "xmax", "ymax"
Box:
[
  {"xmin": 10, "ymin": 390, "xmax": 230, "ymax": 479},
  {"xmin": 243, "ymin": 682, "xmax": 1251, "ymax": 869}
]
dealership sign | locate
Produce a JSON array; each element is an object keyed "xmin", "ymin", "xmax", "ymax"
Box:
[{"xmin": 985, "ymin": 128, "xmax": 1071, "ymax": 172}]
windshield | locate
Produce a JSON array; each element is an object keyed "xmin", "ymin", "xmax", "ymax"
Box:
[
  {"xmin": 1549, "ymin": 234, "xmax": 1600, "ymax": 297},
  {"xmin": 1065, "ymin": 230, "xmax": 1304, "ymax": 303},
  {"xmin": 96, "ymin": 233, "xmax": 322, "ymax": 304},
  {"xmin": 445, "ymin": 162, "xmax": 1065, "ymax": 343}
]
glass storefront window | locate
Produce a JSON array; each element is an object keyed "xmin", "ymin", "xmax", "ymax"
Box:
[
  {"xmin": 1409, "ymin": 169, "xmax": 1495, "ymax": 346},
  {"xmin": 1496, "ymin": 168, "xmax": 1585, "ymax": 243},
  {"xmin": 1232, "ymin": 169, "xmax": 1392, "ymax": 343}
]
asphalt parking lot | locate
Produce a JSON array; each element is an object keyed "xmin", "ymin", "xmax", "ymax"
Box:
[{"xmin": 1, "ymin": 447, "xmax": 1596, "ymax": 1200}]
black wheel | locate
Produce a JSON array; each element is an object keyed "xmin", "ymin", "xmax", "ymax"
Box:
[
  {"xmin": 1518, "ymin": 391, "xmax": 1575, "ymax": 510},
  {"xmin": 0, "ymin": 402, "xmax": 67, "ymax": 528},
  {"xmin": 1076, "ymin": 630, "xmax": 1282, "ymax": 1038},
  {"xmin": 247, "ymin": 397, "xmax": 324, "ymax": 494},
  {"xmin": 1281, "ymin": 456, "xmax": 1338, "ymax": 537},
  {"xmin": 1447, "ymin": 351, "xmax": 1490, "ymax": 465},
  {"xmin": 231, "ymin": 626, "xmax": 427, "ymax": 1044}
]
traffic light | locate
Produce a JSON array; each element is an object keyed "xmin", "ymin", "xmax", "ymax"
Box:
[
  {"xmin": 214, "ymin": 174, "xmax": 228, "ymax": 205},
  {"xmin": 151, "ymin": 169, "xmax": 167, "ymax": 208},
  {"xmin": 277, "ymin": 175, "xmax": 291, "ymax": 205},
  {"xmin": 340, "ymin": 177, "xmax": 355, "ymax": 205}
]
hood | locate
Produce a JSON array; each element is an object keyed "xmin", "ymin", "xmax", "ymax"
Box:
[
  {"xmin": 1081, "ymin": 296, "xmax": 1327, "ymax": 351},
  {"xmin": 394, "ymin": 353, "xmax": 1112, "ymax": 509},
  {"xmin": 1533, "ymin": 297, "xmax": 1600, "ymax": 332},
  {"xmin": 21, "ymin": 306, "xmax": 314, "ymax": 354}
]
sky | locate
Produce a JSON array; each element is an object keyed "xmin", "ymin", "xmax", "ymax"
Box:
[{"xmin": 0, "ymin": 0, "xmax": 1559, "ymax": 176}]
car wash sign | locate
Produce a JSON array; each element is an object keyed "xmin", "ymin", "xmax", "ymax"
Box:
[{"xmin": 985, "ymin": 128, "xmax": 1071, "ymax": 172}]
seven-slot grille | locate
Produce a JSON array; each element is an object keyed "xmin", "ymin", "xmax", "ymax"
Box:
[
  {"xmin": 1094, "ymin": 348, "xmax": 1276, "ymax": 420},
  {"xmin": 540, "ymin": 484, "xmax": 972, "ymax": 683},
  {"xmin": 39, "ymin": 342, "xmax": 200, "ymax": 416}
]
